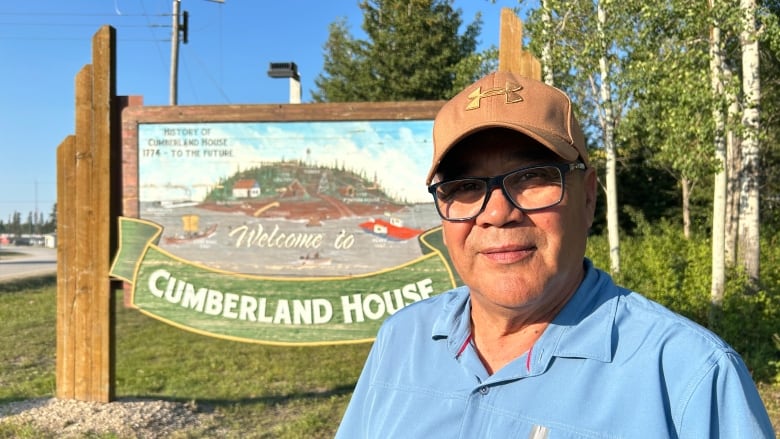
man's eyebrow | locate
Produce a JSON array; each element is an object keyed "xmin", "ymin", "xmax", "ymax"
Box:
[{"xmin": 436, "ymin": 162, "xmax": 472, "ymax": 180}]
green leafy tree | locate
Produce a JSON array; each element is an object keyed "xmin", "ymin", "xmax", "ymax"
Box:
[
  {"xmin": 760, "ymin": 7, "xmax": 780, "ymax": 231},
  {"xmin": 525, "ymin": 0, "xmax": 634, "ymax": 273},
  {"xmin": 312, "ymin": 0, "xmax": 484, "ymax": 102},
  {"xmin": 621, "ymin": 1, "xmax": 719, "ymax": 237},
  {"xmin": 523, "ymin": 0, "xmax": 780, "ymax": 295},
  {"xmin": 524, "ymin": 1, "xmax": 727, "ymax": 230}
]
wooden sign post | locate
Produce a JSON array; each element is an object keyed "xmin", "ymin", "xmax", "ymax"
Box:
[
  {"xmin": 56, "ymin": 25, "xmax": 118, "ymax": 403},
  {"xmin": 499, "ymin": 8, "xmax": 541, "ymax": 80}
]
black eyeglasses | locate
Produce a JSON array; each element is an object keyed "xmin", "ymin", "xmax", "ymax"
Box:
[{"xmin": 427, "ymin": 162, "xmax": 586, "ymax": 221}]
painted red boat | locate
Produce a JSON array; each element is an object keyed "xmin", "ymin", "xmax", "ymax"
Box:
[{"xmin": 358, "ymin": 218, "xmax": 422, "ymax": 241}]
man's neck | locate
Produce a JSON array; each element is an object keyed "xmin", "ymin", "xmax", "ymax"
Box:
[
  {"xmin": 470, "ymin": 319, "xmax": 548, "ymax": 375},
  {"xmin": 468, "ymin": 287, "xmax": 575, "ymax": 375}
]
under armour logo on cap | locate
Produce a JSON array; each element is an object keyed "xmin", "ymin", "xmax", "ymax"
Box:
[{"xmin": 465, "ymin": 82, "xmax": 523, "ymax": 110}]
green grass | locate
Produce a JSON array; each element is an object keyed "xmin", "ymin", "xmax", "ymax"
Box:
[
  {"xmin": 1, "ymin": 274, "xmax": 778, "ymax": 437},
  {"xmin": 0, "ymin": 282, "xmax": 57, "ymax": 400},
  {"xmin": 0, "ymin": 278, "xmax": 370, "ymax": 438},
  {"xmin": 0, "ymin": 275, "xmax": 57, "ymax": 294}
]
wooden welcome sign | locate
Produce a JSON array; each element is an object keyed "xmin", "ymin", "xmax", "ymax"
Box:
[{"xmin": 111, "ymin": 104, "xmax": 461, "ymax": 345}]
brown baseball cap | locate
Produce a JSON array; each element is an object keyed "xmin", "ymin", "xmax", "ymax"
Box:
[{"xmin": 427, "ymin": 71, "xmax": 589, "ymax": 185}]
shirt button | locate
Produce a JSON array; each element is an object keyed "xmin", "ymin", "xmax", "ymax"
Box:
[{"xmin": 479, "ymin": 386, "xmax": 489, "ymax": 395}]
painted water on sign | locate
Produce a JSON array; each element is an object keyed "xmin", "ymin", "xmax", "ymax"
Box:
[{"xmin": 142, "ymin": 203, "xmax": 440, "ymax": 277}]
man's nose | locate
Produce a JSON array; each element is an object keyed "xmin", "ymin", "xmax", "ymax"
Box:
[{"xmin": 476, "ymin": 186, "xmax": 523, "ymax": 225}]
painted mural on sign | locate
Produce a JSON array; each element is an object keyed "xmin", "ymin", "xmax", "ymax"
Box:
[
  {"xmin": 138, "ymin": 120, "xmax": 441, "ymax": 276},
  {"xmin": 111, "ymin": 118, "xmax": 462, "ymax": 345}
]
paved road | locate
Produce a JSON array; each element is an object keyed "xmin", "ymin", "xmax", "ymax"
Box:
[{"xmin": 0, "ymin": 246, "xmax": 57, "ymax": 282}]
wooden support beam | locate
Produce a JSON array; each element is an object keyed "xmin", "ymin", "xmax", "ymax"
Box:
[
  {"xmin": 56, "ymin": 25, "xmax": 116, "ymax": 403},
  {"xmin": 55, "ymin": 135, "xmax": 76, "ymax": 398},
  {"xmin": 498, "ymin": 8, "xmax": 541, "ymax": 80},
  {"xmin": 90, "ymin": 25, "xmax": 117, "ymax": 403}
]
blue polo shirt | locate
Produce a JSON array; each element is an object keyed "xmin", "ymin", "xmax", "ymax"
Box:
[{"xmin": 336, "ymin": 259, "xmax": 775, "ymax": 438}]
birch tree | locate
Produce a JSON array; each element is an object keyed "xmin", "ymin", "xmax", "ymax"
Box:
[
  {"xmin": 517, "ymin": 0, "xmax": 777, "ymax": 294},
  {"xmin": 709, "ymin": 0, "xmax": 727, "ymax": 316},
  {"xmin": 540, "ymin": 0, "xmax": 555, "ymax": 85},
  {"xmin": 709, "ymin": 0, "xmax": 745, "ymax": 314},
  {"xmin": 524, "ymin": 0, "xmax": 627, "ymax": 274},
  {"xmin": 738, "ymin": 0, "xmax": 761, "ymax": 287},
  {"xmin": 597, "ymin": 0, "xmax": 620, "ymax": 273},
  {"xmin": 725, "ymin": 70, "xmax": 741, "ymax": 268}
]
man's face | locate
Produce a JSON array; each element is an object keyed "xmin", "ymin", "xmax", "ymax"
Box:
[{"xmin": 436, "ymin": 129, "xmax": 597, "ymax": 318}]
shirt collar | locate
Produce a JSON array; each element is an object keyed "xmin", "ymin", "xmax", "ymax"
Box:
[
  {"xmin": 431, "ymin": 259, "xmax": 620, "ymax": 368},
  {"xmin": 537, "ymin": 259, "xmax": 619, "ymax": 365},
  {"xmin": 431, "ymin": 285, "xmax": 472, "ymax": 356}
]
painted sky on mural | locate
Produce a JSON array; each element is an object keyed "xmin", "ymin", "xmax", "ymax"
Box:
[
  {"xmin": 138, "ymin": 120, "xmax": 434, "ymax": 203},
  {"xmin": 0, "ymin": 0, "xmax": 526, "ymax": 224}
]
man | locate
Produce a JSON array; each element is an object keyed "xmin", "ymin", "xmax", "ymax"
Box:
[{"xmin": 335, "ymin": 71, "xmax": 775, "ymax": 438}]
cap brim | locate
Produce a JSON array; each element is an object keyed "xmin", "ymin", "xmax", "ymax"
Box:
[{"xmin": 425, "ymin": 123, "xmax": 581, "ymax": 185}]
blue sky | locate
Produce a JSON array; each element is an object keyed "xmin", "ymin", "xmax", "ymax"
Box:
[{"xmin": 0, "ymin": 0, "xmax": 524, "ymax": 224}]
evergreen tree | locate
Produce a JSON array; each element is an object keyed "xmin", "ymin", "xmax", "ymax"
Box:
[
  {"xmin": 11, "ymin": 212, "xmax": 22, "ymax": 236},
  {"xmin": 312, "ymin": 0, "xmax": 483, "ymax": 102}
]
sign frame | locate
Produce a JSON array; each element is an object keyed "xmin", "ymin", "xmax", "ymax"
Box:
[{"xmin": 116, "ymin": 100, "xmax": 461, "ymax": 346}]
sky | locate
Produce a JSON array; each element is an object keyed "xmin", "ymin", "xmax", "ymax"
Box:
[{"xmin": 0, "ymin": 0, "xmax": 526, "ymax": 225}]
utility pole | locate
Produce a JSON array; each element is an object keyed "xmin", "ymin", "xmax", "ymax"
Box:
[
  {"xmin": 169, "ymin": 0, "xmax": 188, "ymax": 105},
  {"xmin": 170, "ymin": 0, "xmax": 223, "ymax": 105},
  {"xmin": 169, "ymin": 0, "xmax": 180, "ymax": 105}
]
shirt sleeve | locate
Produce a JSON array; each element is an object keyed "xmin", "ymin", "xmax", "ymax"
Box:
[{"xmin": 678, "ymin": 349, "xmax": 775, "ymax": 438}]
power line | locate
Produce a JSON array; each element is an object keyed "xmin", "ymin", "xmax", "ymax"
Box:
[
  {"xmin": 0, "ymin": 22, "xmax": 169, "ymax": 28},
  {"xmin": 0, "ymin": 182, "xmax": 56, "ymax": 186},
  {"xmin": 0, "ymin": 35, "xmax": 168, "ymax": 42},
  {"xmin": 0, "ymin": 12, "xmax": 170, "ymax": 17},
  {"xmin": 0, "ymin": 200, "xmax": 55, "ymax": 204},
  {"xmin": 140, "ymin": 0, "xmax": 169, "ymax": 96},
  {"xmin": 186, "ymin": 48, "xmax": 232, "ymax": 103}
]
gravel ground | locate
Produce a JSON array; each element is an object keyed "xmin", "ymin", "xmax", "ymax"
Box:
[{"xmin": 0, "ymin": 397, "xmax": 219, "ymax": 438}]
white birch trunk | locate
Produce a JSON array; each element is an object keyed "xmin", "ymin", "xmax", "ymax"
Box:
[
  {"xmin": 739, "ymin": 0, "xmax": 761, "ymax": 286},
  {"xmin": 720, "ymin": 62, "xmax": 741, "ymax": 267},
  {"xmin": 541, "ymin": 0, "xmax": 555, "ymax": 86},
  {"xmin": 726, "ymin": 122, "xmax": 740, "ymax": 266},
  {"xmin": 598, "ymin": 0, "xmax": 620, "ymax": 274},
  {"xmin": 708, "ymin": 6, "xmax": 727, "ymax": 314}
]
